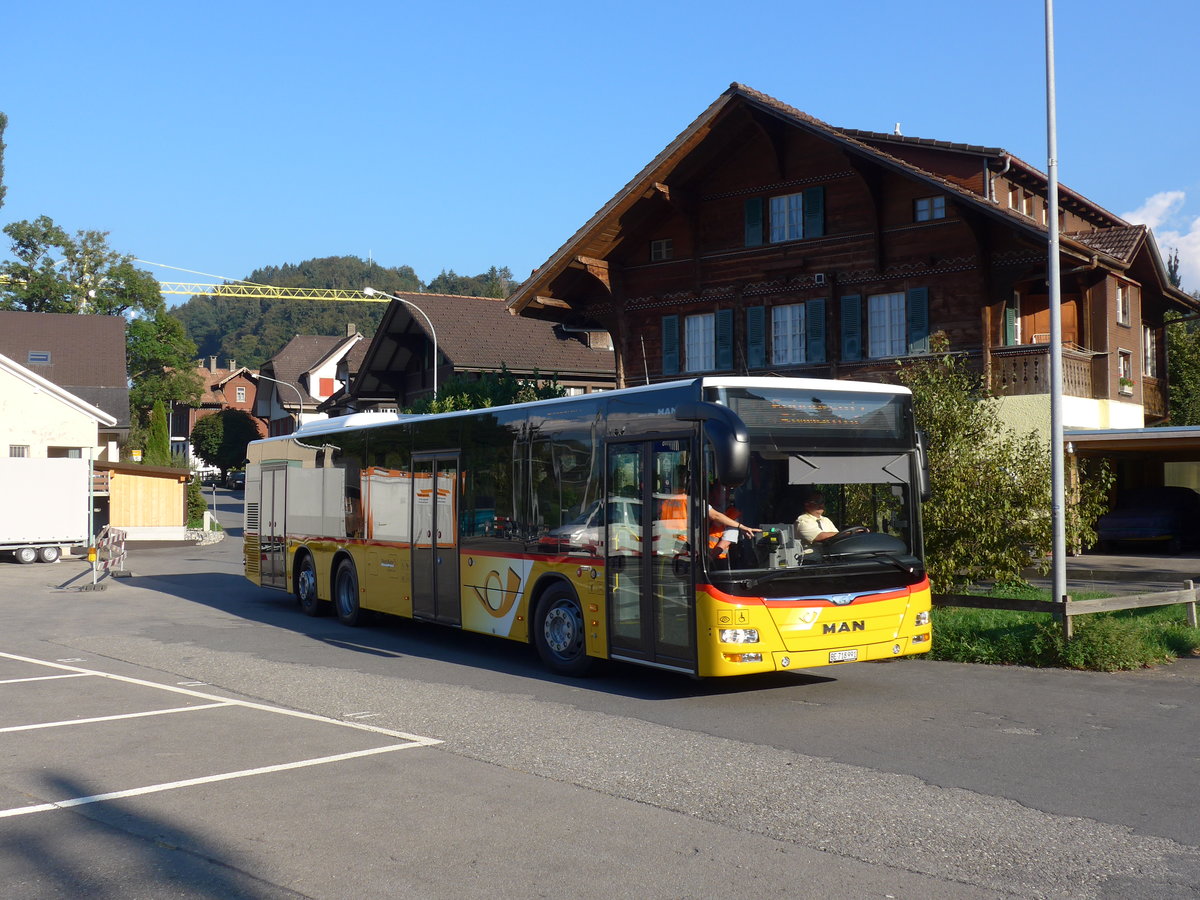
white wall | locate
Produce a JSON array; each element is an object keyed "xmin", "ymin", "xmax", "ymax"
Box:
[{"xmin": 0, "ymin": 367, "xmax": 105, "ymax": 458}]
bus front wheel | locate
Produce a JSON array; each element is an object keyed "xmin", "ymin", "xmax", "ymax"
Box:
[
  {"xmin": 334, "ymin": 559, "xmax": 364, "ymax": 626},
  {"xmin": 534, "ymin": 586, "xmax": 593, "ymax": 676},
  {"xmin": 295, "ymin": 552, "xmax": 327, "ymax": 617}
]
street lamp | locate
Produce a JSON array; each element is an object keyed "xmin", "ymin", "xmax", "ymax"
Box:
[
  {"xmin": 363, "ymin": 286, "xmax": 439, "ymax": 398},
  {"xmin": 256, "ymin": 373, "xmax": 306, "ymax": 433}
]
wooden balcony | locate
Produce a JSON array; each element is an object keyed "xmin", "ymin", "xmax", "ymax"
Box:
[{"xmin": 989, "ymin": 345, "xmax": 1101, "ymax": 400}]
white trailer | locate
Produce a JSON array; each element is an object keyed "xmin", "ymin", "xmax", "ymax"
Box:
[{"xmin": 0, "ymin": 458, "xmax": 91, "ymax": 563}]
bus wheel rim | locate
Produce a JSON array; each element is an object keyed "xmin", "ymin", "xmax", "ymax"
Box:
[{"xmin": 545, "ymin": 604, "xmax": 580, "ymax": 655}]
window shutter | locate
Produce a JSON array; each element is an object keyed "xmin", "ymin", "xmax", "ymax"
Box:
[
  {"xmin": 744, "ymin": 197, "xmax": 764, "ymax": 247},
  {"xmin": 907, "ymin": 287, "xmax": 930, "ymax": 354},
  {"xmin": 746, "ymin": 306, "xmax": 765, "ymax": 369},
  {"xmin": 840, "ymin": 295, "xmax": 862, "ymax": 361},
  {"xmin": 662, "ymin": 315, "xmax": 679, "ymax": 375},
  {"xmin": 803, "ymin": 186, "xmax": 825, "ymax": 238},
  {"xmin": 806, "ymin": 298, "xmax": 826, "ymax": 363},
  {"xmin": 715, "ymin": 308, "xmax": 734, "ymax": 370},
  {"xmin": 1004, "ymin": 296, "xmax": 1018, "ymax": 346}
]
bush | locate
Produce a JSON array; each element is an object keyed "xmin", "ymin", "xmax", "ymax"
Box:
[{"xmin": 187, "ymin": 477, "xmax": 208, "ymax": 529}]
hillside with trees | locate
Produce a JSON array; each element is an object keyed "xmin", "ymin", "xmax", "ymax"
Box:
[{"xmin": 170, "ymin": 256, "xmax": 516, "ymax": 368}]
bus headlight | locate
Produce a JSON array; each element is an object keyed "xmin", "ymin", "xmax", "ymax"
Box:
[
  {"xmin": 914, "ymin": 611, "xmax": 930, "ymax": 626},
  {"xmin": 719, "ymin": 628, "xmax": 759, "ymax": 644}
]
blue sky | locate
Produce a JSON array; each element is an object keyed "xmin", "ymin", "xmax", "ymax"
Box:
[{"xmin": 3, "ymin": 1, "xmax": 1198, "ymax": 297}]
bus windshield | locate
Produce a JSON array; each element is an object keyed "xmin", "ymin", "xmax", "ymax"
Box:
[{"xmin": 704, "ymin": 445, "xmax": 921, "ymax": 590}]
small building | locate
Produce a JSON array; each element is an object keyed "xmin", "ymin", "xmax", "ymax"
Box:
[
  {"xmin": 0, "ymin": 351, "xmax": 118, "ymax": 459},
  {"xmin": 255, "ymin": 329, "xmax": 365, "ymax": 435},
  {"xmin": 345, "ymin": 292, "xmax": 615, "ymax": 412},
  {"xmin": 0, "ymin": 310, "xmax": 130, "ymax": 459},
  {"xmin": 92, "ymin": 461, "xmax": 193, "ymax": 540},
  {"xmin": 170, "ymin": 356, "xmax": 268, "ymax": 467}
]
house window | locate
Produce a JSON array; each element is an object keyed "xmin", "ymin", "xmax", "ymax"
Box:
[
  {"xmin": 1008, "ymin": 186, "xmax": 1020, "ymax": 210},
  {"xmin": 684, "ymin": 314, "xmax": 715, "ymax": 372},
  {"xmin": 9, "ymin": 445, "xmax": 29, "ymax": 458},
  {"xmin": 1116, "ymin": 282, "xmax": 1131, "ymax": 326},
  {"xmin": 914, "ymin": 196, "xmax": 945, "ymax": 222},
  {"xmin": 769, "ymin": 193, "xmax": 804, "ymax": 243},
  {"xmin": 772, "ymin": 304, "xmax": 807, "ymax": 365},
  {"xmin": 868, "ymin": 293, "xmax": 907, "ymax": 358},
  {"xmin": 236, "ymin": 386, "xmax": 247, "ymax": 403},
  {"xmin": 1118, "ymin": 350, "xmax": 1134, "ymax": 395},
  {"xmin": 27, "ymin": 351, "xmax": 50, "ymax": 365},
  {"xmin": 1022, "ymin": 192, "xmax": 1034, "ymax": 217},
  {"xmin": 1142, "ymin": 326, "xmax": 1158, "ymax": 377},
  {"xmin": 650, "ymin": 238, "xmax": 673, "ymax": 262}
]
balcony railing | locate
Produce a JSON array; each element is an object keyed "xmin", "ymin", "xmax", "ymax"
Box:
[{"xmin": 990, "ymin": 345, "xmax": 1100, "ymax": 399}]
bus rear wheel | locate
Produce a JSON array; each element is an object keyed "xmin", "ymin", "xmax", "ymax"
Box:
[
  {"xmin": 534, "ymin": 586, "xmax": 593, "ymax": 676},
  {"xmin": 295, "ymin": 552, "xmax": 326, "ymax": 616},
  {"xmin": 334, "ymin": 559, "xmax": 363, "ymax": 627}
]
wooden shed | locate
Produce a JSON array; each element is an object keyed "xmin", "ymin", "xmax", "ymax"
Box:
[{"xmin": 94, "ymin": 461, "xmax": 192, "ymax": 540}]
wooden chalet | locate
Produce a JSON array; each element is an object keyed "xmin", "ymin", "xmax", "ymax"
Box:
[{"xmin": 507, "ymin": 83, "xmax": 1199, "ymax": 433}]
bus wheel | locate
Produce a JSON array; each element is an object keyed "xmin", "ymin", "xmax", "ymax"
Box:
[
  {"xmin": 534, "ymin": 586, "xmax": 593, "ymax": 676},
  {"xmin": 295, "ymin": 553, "xmax": 326, "ymax": 617},
  {"xmin": 333, "ymin": 559, "xmax": 363, "ymax": 627}
]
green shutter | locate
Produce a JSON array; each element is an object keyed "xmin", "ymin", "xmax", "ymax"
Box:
[
  {"xmin": 1004, "ymin": 295, "xmax": 1018, "ymax": 346},
  {"xmin": 806, "ymin": 298, "xmax": 826, "ymax": 363},
  {"xmin": 746, "ymin": 306, "xmax": 765, "ymax": 369},
  {"xmin": 744, "ymin": 197, "xmax": 764, "ymax": 247},
  {"xmin": 840, "ymin": 295, "xmax": 862, "ymax": 361},
  {"xmin": 715, "ymin": 308, "xmax": 734, "ymax": 370},
  {"xmin": 804, "ymin": 185, "xmax": 825, "ymax": 238},
  {"xmin": 662, "ymin": 315, "xmax": 679, "ymax": 375},
  {"xmin": 907, "ymin": 287, "xmax": 930, "ymax": 355}
]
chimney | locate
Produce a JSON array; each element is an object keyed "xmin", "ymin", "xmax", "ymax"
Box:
[
  {"xmin": 228, "ymin": 359, "xmax": 236, "ymax": 371},
  {"xmin": 208, "ymin": 356, "xmax": 218, "ymax": 373},
  {"xmin": 347, "ymin": 323, "xmax": 357, "ymax": 337}
]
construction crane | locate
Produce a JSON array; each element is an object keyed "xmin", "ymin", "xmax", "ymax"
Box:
[{"xmin": 156, "ymin": 282, "xmax": 384, "ymax": 301}]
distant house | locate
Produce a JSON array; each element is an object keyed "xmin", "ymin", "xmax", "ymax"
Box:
[
  {"xmin": 0, "ymin": 351, "xmax": 118, "ymax": 458},
  {"xmin": 344, "ymin": 293, "xmax": 615, "ymax": 412},
  {"xmin": 170, "ymin": 356, "xmax": 268, "ymax": 466},
  {"xmin": 255, "ymin": 328, "xmax": 365, "ymax": 435},
  {"xmin": 0, "ymin": 310, "xmax": 129, "ymax": 459},
  {"xmin": 507, "ymin": 83, "xmax": 1199, "ymax": 438}
]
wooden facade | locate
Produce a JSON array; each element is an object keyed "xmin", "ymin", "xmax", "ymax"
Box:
[{"xmin": 509, "ymin": 84, "xmax": 1197, "ymax": 428}]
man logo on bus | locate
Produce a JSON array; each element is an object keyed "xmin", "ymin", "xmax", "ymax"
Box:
[
  {"xmin": 473, "ymin": 567, "xmax": 522, "ymax": 617},
  {"xmin": 823, "ymin": 621, "xmax": 865, "ymax": 634}
]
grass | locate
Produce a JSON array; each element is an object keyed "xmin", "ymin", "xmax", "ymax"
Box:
[{"xmin": 930, "ymin": 581, "xmax": 1200, "ymax": 671}]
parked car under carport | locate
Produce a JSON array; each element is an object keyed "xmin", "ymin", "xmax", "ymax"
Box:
[{"xmin": 1095, "ymin": 485, "xmax": 1200, "ymax": 554}]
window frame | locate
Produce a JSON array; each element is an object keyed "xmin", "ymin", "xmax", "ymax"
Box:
[
  {"xmin": 867, "ymin": 292, "xmax": 907, "ymax": 359},
  {"xmin": 236, "ymin": 386, "xmax": 247, "ymax": 403},
  {"xmin": 1142, "ymin": 326, "xmax": 1158, "ymax": 378},
  {"xmin": 914, "ymin": 196, "xmax": 946, "ymax": 222},
  {"xmin": 684, "ymin": 313, "xmax": 716, "ymax": 373},
  {"xmin": 1117, "ymin": 349, "xmax": 1134, "ymax": 395},
  {"xmin": 771, "ymin": 303, "xmax": 807, "ymax": 366},
  {"xmin": 650, "ymin": 238, "xmax": 673, "ymax": 262},
  {"xmin": 768, "ymin": 192, "xmax": 804, "ymax": 243},
  {"xmin": 1116, "ymin": 282, "xmax": 1131, "ymax": 327},
  {"xmin": 9, "ymin": 445, "xmax": 30, "ymax": 458}
]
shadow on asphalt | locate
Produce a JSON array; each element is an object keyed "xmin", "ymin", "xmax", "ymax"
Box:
[{"xmin": 113, "ymin": 569, "xmax": 837, "ymax": 701}]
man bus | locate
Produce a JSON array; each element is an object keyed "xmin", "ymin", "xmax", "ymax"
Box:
[{"xmin": 243, "ymin": 377, "xmax": 931, "ymax": 677}]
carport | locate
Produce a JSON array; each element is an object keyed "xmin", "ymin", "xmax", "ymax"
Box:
[{"xmin": 1067, "ymin": 426, "xmax": 1200, "ymax": 494}]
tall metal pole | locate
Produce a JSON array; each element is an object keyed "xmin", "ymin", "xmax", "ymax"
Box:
[{"xmin": 1046, "ymin": 0, "xmax": 1068, "ymax": 606}]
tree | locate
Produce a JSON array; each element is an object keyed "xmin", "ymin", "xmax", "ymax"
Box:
[
  {"xmin": 190, "ymin": 409, "xmax": 262, "ymax": 477},
  {"xmin": 896, "ymin": 333, "xmax": 1111, "ymax": 591},
  {"xmin": 1166, "ymin": 310, "xmax": 1200, "ymax": 426},
  {"xmin": 0, "ymin": 111, "xmax": 7, "ymax": 210},
  {"xmin": 144, "ymin": 400, "xmax": 173, "ymax": 466},
  {"xmin": 127, "ymin": 310, "xmax": 204, "ymax": 426},
  {"xmin": 1167, "ymin": 248, "xmax": 1181, "ymax": 289},
  {"xmin": 0, "ymin": 217, "xmax": 161, "ymax": 316},
  {"xmin": 403, "ymin": 365, "xmax": 564, "ymax": 414}
]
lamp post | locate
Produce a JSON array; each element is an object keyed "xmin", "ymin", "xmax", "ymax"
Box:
[
  {"xmin": 256, "ymin": 373, "xmax": 306, "ymax": 434},
  {"xmin": 363, "ymin": 286, "xmax": 439, "ymax": 398}
]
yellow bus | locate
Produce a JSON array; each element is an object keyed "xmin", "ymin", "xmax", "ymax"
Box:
[{"xmin": 243, "ymin": 377, "xmax": 931, "ymax": 677}]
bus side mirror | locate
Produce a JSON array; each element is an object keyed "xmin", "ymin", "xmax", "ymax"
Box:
[
  {"xmin": 675, "ymin": 402, "xmax": 750, "ymax": 486},
  {"xmin": 916, "ymin": 430, "xmax": 932, "ymax": 502}
]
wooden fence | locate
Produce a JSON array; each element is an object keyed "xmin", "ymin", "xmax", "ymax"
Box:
[{"xmin": 934, "ymin": 580, "xmax": 1198, "ymax": 640}]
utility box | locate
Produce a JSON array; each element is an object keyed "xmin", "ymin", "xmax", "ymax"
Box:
[{"xmin": 0, "ymin": 458, "xmax": 90, "ymax": 563}]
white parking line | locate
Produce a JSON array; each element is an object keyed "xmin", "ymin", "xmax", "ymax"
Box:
[
  {"xmin": 0, "ymin": 650, "xmax": 443, "ymax": 819},
  {"xmin": 0, "ymin": 743, "xmax": 427, "ymax": 819},
  {"xmin": 0, "ymin": 701, "xmax": 232, "ymax": 734},
  {"xmin": 0, "ymin": 673, "xmax": 91, "ymax": 685}
]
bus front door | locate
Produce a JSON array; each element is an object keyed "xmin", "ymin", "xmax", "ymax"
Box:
[
  {"xmin": 411, "ymin": 455, "xmax": 461, "ymax": 625},
  {"xmin": 260, "ymin": 465, "xmax": 287, "ymax": 589},
  {"xmin": 606, "ymin": 440, "xmax": 696, "ymax": 672}
]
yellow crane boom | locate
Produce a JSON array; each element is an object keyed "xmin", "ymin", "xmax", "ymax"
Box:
[{"xmin": 157, "ymin": 282, "xmax": 385, "ymax": 301}]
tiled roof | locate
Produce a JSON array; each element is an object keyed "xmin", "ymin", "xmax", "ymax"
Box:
[
  {"xmin": 1065, "ymin": 225, "xmax": 1147, "ymax": 263},
  {"xmin": 0, "ymin": 310, "xmax": 130, "ymax": 427},
  {"xmin": 385, "ymin": 292, "xmax": 614, "ymax": 373}
]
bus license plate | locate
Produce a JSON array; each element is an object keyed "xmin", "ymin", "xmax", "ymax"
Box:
[{"xmin": 829, "ymin": 649, "xmax": 859, "ymax": 663}]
